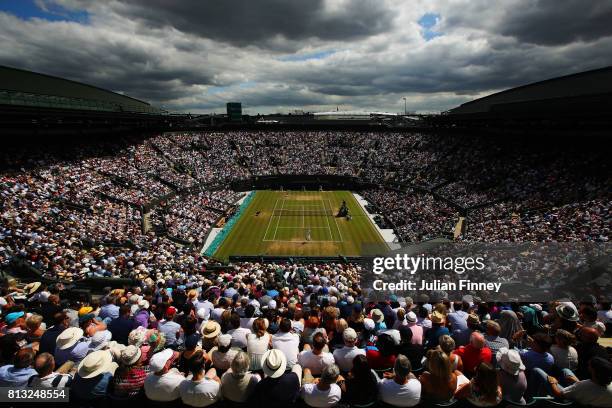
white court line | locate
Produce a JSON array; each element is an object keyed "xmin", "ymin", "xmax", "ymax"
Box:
[
  {"xmin": 302, "ymin": 205, "xmax": 305, "ymax": 228},
  {"xmin": 262, "ymin": 238, "xmax": 343, "ymax": 243},
  {"xmin": 328, "ymin": 199, "xmax": 344, "ymax": 243},
  {"xmin": 263, "ymin": 198, "xmax": 279, "ymax": 241},
  {"xmin": 322, "ymin": 199, "xmax": 334, "ymax": 242},
  {"xmin": 275, "ymin": 226, "xmax": 329, "ymax": 229},
  {"xmin": 272, "ymin": 197, "xmax": 285, "ymax": 241}
]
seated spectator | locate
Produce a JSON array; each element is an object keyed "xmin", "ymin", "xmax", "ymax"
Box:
[
  {"xmin": 342, "ymin": 354, "xmax": 378, "ymax": 406},
  {"xmin": 247, "ymin": 318, "xmax": 272, "ymax": 371},
  {"xmin": 228, "ymin": 311, "xmax": 250, "ymax": 349},
  {"xmin": 332, "ymin": 327, "xmax": 365, "ymax": 372},
  {"xmin": 377, "ymin": 354, "xmax": 421, "ymax": 407},
  {"xmin": 28, "ymin": 352, "xmax": 72, "ymax": 388},
  {"xmin": 550, "ymin": 329, "xmax": 578, "ymax": 371},
  {"xmin": 221, "ymin": 351, "xmax": 260, "ymax": 402},
  {"xmin": 301, "ymin": 363, "xmax": 343, "ymax": 408},
  {"xmin": 54, "ymin": 327, "xmax": 91, "ymax": 366},
  {"xmin": 144, "ymin": 348, "xmax": 185, "ymax": 402},
  {"xmin": 179, "ymin": 350, "xmax": 221, "ymax": 407},
  {"xmin": 543, "ymin": 357, "xmax": 612, "ymax": 407},
  {"xmin": 420, "ymin": 349, "xmax": 465, "ymax": 403},
  {"xmin": 517, "ymin": 332, "xmax": 554, "ymax": 374},
  {"xmin": 454, "ymin": 332, "xmax": 492, "ymax": 375},
  {"xmin": 108, "ymin": 304, "xmax": 138, "ymax": 345},
  {"xmin": 496, "ymin": 348, "xmax": 527, "ymax": 405},
  {"xmin": 250, "ymin": 349, "xmax": 302, "ymax": 408},
  {"xmin": 39, "ymin": 312, "xmax": 69, "ymax": 355},
  {"xmin": 71, "ymin": 350, "xmax": 118, "ymax": 401},
  {"xmin": 209, "ymin": 334, "xmax": 238, "ymax": 371},
  {"xmin": 0, "ymin": 348, "xmax": 37, "ymax": 388},
  {"xmin": 178, "ymin": 333, "xmax": 202, "ymax": 374},
  {"xmin": 200, "ymin": 320, "xmax": 221, "ymax": 352},
  {"xmin": 438, "ymin": 334, "xmax": 463, "ymax": 372},
  {"xmin": 158, "ymin": 306, "xmax": 183, "ymax": 349},
  {"xmin": 2, "ymin": 311, "xmax": 27, "ymax": 335},
  {"xmin": 25, "ymin": 314, "xmax": 45, "ymax": 344},
  {"xmin": 111, "ymin": 344, "xmax": 149, "ymax": 399},
  {"xmin": 447, "ymin": 301, "xmax": 470, "ymax": 346},
  {"xmin": 484, "ymin": 320, "xmax": 509, "ymax": 361},
  {"xmin": 424, "ymin": 311, "xmax": 449, "ymax": 349},
  {"xmin": 371, "ymin": 309, "xmax": 387, "ymax": 332},
  {"xmin": 299, "ymin": 332, "xmax": 335, "ymax": 376},
  {"xmin": 366, "ymin": 332, "xmax": 397, "ymax": 370},
  {"xmin": 396, "ymin": 326, "xmax": 424, "ymax": 371},
  {"xmin": 272, "ymin": 318, "xmax": 300, "ymax": 368},
  {"xmin": 405, "ymin": 311, "xmax": 423, "ymax": 346},
  {"xmin": 455, "ymin": 362, "xmax": 502, "ymax": 407},
  {"xmin": 575, "ymin": 326, "xmax": 607, "ymax": 380}
]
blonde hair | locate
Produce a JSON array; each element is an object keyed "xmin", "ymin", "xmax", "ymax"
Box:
[
  {"xmin": 26, "ymin": 314, "xmax": 43, "ymax": 331},
  {"xmin": 427, "ymin": 349, "xmax": 452, "ymax": 385}
]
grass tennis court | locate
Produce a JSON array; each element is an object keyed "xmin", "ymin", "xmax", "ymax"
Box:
[{"xmin": 213, "ymin": 190, "xmax": 388, "ymax": 260}]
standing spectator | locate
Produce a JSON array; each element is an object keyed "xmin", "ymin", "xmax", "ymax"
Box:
[{"xmin": 377, "ymin": 354, "xmax": 421, "ymax": 407}]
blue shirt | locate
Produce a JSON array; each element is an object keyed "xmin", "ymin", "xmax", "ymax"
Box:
[
  {"xmin": 0, "ymin": 365, "xmax": 37, "ymax": 388},
  {"xmin": 98, "ymin": 304, "xmax": 120, "ymax": 321},
  {"xmin": 519, "ymin": 349, "xmax": 555, "ymax": 374},
  {"xmin": 425, "ymin": 325, "xmax": 450, "ymax": 348},
  {"xmin": 158, "ymin": 320, "xmax": 182, "ymax": 346},
  {"xmin": 54, "ymin": 338, "xmax": 91, "ymax": 366}
]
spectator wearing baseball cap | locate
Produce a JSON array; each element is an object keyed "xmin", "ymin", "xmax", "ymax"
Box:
[
  {"xmin": 158, "ymin": 306, "xmax": 183, "ymax": 349},
  {"xmin": 144, "ymin": 348, "xmax": 185, "ymax": 402},
  {"xmin": 333, "ymin": 327, "xmax": 365, "ymax": 372}
]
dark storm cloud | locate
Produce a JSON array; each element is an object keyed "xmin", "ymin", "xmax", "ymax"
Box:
[
  {"xmin": 114, "ymin": 0, "xmax": 395, "ymax": 49},
  {"xmin": 443, "ymin": 0, "xmax": 612, "ymax": 46}
]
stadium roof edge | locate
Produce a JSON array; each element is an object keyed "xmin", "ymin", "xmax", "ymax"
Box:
[{"xmin": 447, "ymin": 65, "xmax": 612, "ymax": 115}]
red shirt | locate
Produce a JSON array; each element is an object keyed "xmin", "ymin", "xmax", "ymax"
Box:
[
  {"xmin": 366, "ymin": 347, "xmax": 396, "ymax": 369},
  {"xmin": 455, "ymin": 344, "xmax": 492, "ymax": 374}
]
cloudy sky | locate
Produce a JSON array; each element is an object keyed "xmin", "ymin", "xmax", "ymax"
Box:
[{"xmin": 1, "ymin": 0, "xmax": 611, "ymax": 114}]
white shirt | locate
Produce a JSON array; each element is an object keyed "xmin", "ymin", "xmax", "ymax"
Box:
[
  {"xmin": 333, "ymin": 345, "xmax": 366, "ymax": 372},
  {"xmin": 550, "ymin": 345, "xmax": 579, "ymax": 371},
  {"xmin": 247, "ymin": 333, "xmax": 271, "ymax": 371},
  {"xmin": 144, "ymin": 368, "xmax": 186, "ymax": 401},
  {"xmin": 211, "ymin": 308, "xmax": 225, "ymax": 323},
  {"xmin": 272, "ymin": 332, "xmax": 300, "ymax": 367},
  {"xmin": 301, "ymin": 383, "xmax": 342, "ymax": 408},
  {"xmin": 179, "ymin": 378, "xmax": 220, "ymax": 407},
  {"xmin": 563, "ymin": 380, "xmax": 612, "ymax": 407},
  {"xmin": 228, "ymin": 327, "xmax": 251, "ymax": 349},
  {"xmin": 378, "ymin": 377, "xmax": 421, "ymax": 407},
  {"xmin": 210, "ymin": 347, "xmax": 239, "ymax": 371},
  {"xmin": 298, "ymin": 350, "xmax": 335, "ymax": 376},
  {"xmin": 240, "ymin": 317, "xmax": 256, "ymax": 330}
]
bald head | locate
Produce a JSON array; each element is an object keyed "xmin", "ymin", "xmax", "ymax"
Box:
[
  {"xmin": 578, "ymin": 326, "xmax": 599, "ymax": 344},
  {"xmin": 470, "ymin": 332, "xmax": 485, "ymax": 349}
]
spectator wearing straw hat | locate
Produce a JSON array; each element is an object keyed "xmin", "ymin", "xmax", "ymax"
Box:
[
  {"xmin": 144, "ymin": 348, "xmax": 185, "ymax": 402},
  {"xmin": 200, "ymin": 320, "xmax": 221, "ymax": 352},
  {"xmin": 251, "ymin": 349, "xmax": 302, "ymax": 408},
  {"xmin": 424, "ymin": 310, "xmax": 449, "ymax": 349},
  {"xmin": 54, "ymin": 327, "xmax": 90, "ymax": 366},
  {"xmin": 71, "ymin": 350, "xmax": 118, "ymax": 401}
]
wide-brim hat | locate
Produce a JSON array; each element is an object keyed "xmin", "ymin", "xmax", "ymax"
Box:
[
  {"xmin": 24, "ymin": 282, "xmax": 41, "ymax": 295},
  {"xmin": 200, "ymin": 320, "xmax": 221, "ymax": 338},
  {"xmin": 119, "ymin": 345, "xmax": 142, "ymax": 366},
  {"xmin": 496, "ymin": 347, "xmax": 525, "ymax": 375},
  {"xmin": 77, "ymin": 350, "xmax": 117, "ymax": 379},
  {"xmin": 556, "ymin": 304, "xmax": 578, "ymax": 322},
  {"xmin": 56, "ymin": 327, "xmax": 84, "ymax": 350},
  {"xmin": 262, "ymin": 349, "xmax": 287, "ymax": 378},
  {"xmin": 431, "ymin": 310, "xmax": 446, "ymax": 324}
]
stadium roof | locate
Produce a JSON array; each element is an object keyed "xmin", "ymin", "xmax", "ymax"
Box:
[
  {"xmin": 447, "ymin": 66, "xmax": 612, "ymax": 115},
  {"xmin": 0, "ymin": 65, "xmax": 162, "ymax": 114}
]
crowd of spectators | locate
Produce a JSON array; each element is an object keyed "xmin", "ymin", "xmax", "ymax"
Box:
[{"xmin": 0, "ymin": 265, "xmax": 610, "ymax": 406}]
